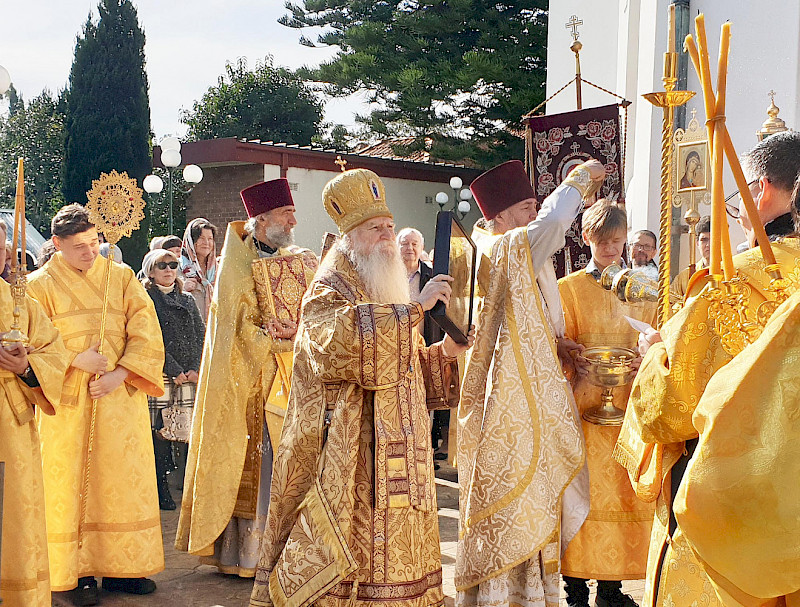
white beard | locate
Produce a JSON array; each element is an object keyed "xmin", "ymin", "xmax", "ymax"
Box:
[
  {"xmin": 262, "ymin": 224, "xmax": 295, "ymax": 249},
  {"xmin": 336, "ymin": 236, "xmax": 410, "ymax": 304}
]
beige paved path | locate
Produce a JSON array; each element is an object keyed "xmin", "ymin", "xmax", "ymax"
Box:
[{"xmin": 53, "ymin": 463, "xmax": 644, "ymax": 607}]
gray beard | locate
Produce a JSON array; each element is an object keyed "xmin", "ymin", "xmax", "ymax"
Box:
[
  {"xmin": 336, "ymin": 237, "xmax": 410, "ymax": 304},
  {"xmin": 262, "ymin": 225, "xmax": 295, "ymax": 249}
]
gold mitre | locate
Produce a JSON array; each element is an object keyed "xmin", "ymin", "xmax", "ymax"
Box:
[{"xmin": 323, "ymin": 168, "xmax": 392, "ymax": 233}]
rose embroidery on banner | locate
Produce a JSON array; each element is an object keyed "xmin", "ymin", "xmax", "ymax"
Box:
[{"xmin": 533, "ymin": 127, "xmax": 573, "ymax": 196}]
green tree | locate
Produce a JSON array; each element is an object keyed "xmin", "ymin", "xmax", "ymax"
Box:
[
  {"xmin": 280, "ymin": 0, "xmax": 548, "ymax": 167},
  {"xmin": 0, "ymin": 90, "xmax": 66, "ymax": 234},
  {"xmin": 62, "ymin": 0, "xmax": 152, "ymax": 267},
  {"xmin": 183, "ymin": 57, "xmax": 323, "ymax": 145}
]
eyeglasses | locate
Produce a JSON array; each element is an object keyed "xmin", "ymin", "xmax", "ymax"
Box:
[
  {"xmin": 155, "ymin": 261, "xmax": 179, "ymax": 270},
  {"xmin": 630, "ymin": 243, "xmax": 655, "ymax": 251},
  {"xmin": 724, "ymin": 178, "xmax": 760, "ymax": 220}
]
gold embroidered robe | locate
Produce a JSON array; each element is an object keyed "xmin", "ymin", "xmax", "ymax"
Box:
[
  {"xmin": 0, "ymin": 282, "xmax": 69, "ymax": 607},
  {"xmin": 456, "ymin": 226, "xmax": 586, "ymax": 606},
  {"xmin": 614, "ymin": 238, "xmax": 800, "ymax": 607},
  {"xmin": 558, "ymin": 269, "xmax": 657, "ymax": 580},
  {"xmin": 176, "ymin": 223, "xmax": 314, "ymax": 571},
  {"xmin": 28, "ymin": 252, "xmax": 165, "ymax": 591},
  {"xmin": 675, "ymin": 287, "xmax": 800, "ymax": 607},
  {"xmin": 249, "ymin": 248, "xmax": 458, "ymax": 607}
]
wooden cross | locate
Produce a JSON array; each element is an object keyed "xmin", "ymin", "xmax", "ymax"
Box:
[
  {"xmin": 335, "ymin": 155, "xmax": 348, "ymax": 172},
  {"xmin": 565, "ymin": 14, "xmax": 583, "ymax": 42}
]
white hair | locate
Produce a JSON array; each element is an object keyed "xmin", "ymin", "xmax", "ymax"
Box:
[
  {"xmin": 396, "ymin": 226, "xmax": 424, "ymax": 248},
  {"xmin": 336, "ymin": 233, "xmax": 410, "ymax": 304}
]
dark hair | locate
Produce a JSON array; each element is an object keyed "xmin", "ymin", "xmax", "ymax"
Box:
[
  {"xmin": 162, "ymin": 235, "xmax": 182, "ymax": 249},
  {"xmin": 742, "ymin": 131, "xmax": 800, "ymax": 193},
  {"xmin": 632, "ymin": 229, "xmax": 657, "ymax": 247},
  {"xmin": 582, "ymin": 199, "xmax": 627, "ymax": 241},
  {"xmin": 697, "ymin": 215, "xmax": 711, "ymax": 235},
  {"xmin": 190, "ymin": 219, "xmax": 217, "ymax": 242},
  {"xmin": 51, "ymin": 203, "xmax": 95, "ymax": 238},
  {"xmin": 37, "ymin": 239, "xmax": 57, "ymax": 267}
]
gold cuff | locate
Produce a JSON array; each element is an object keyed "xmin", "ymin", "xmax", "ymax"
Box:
[{"xmin": 562, "ymin": 163, "xmax": 602, "ymax": 200}]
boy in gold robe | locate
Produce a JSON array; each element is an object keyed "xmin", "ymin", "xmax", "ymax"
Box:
[
  {"xmin": 29, "ymin": 204, "xmax": 165, "ymax": 605},
  {"xmin": 250, "ymin": 168, "xmax": 471, "ymax": 607},
  {"xmin": 0, "ymin": 282, "xmax": 69, "ymax": 607},
  {"xmin": 558, "ymin": 201, "xmax": 657, "ymax": 607}
]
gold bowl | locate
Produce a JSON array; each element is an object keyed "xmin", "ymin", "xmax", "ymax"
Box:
[{"xmin": 582, "ymin": 346, "xmax": 637, "ymax": 426}]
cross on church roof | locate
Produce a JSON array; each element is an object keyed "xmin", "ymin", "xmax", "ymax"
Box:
[
  {"xmin": 565, "ymin": 15, "xmax": 583, "ymax": 42},
  {"xmin": 768, "ymin": 90, "xmax": 776, "ymax": 104}
]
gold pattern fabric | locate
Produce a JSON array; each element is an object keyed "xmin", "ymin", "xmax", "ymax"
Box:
[
  {"xmin": 0, "ymin": 281, "xmax": 69, "ymax": 607},
  {"xmin": 28, "ymin": 253, "xmax": 165, "ymax": 591},
  {"xmin": 674, "ymin": 289, "xmax": 800, "ymax": 607},
  {"xmin": 250, "ymin": 247, "xmax": 458, "ymax": 607},
  {"xmin": 322, "ymin": 168, "xmax": 392, "ymax": 234},
  {"xmin": 176, "ymin": 222, "xmax": 314, "ymax": 558},
  {"xmin": 615, "ymin": 239, "xmax": 800, "ymax": 607},
  {"xmin": 456, "ymin": 226, "xmax": 585, "ymax": 598},
  {"xmin": 559, "ymin": 270, "xmax": 657, "ymax": 580}
]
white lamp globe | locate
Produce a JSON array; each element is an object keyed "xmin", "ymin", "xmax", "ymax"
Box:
[
  {"xmin": 161, "ymin": 149, "xmax": 181, "ymax": 168},
  {"xmin": 160, "ymin": 136, "xmax": 181, "ymax": 152},
  {"xmin": 183, "ymin": 164, "xmax": 203, "ymax": 184},
  {"xmin": 458, "ymin": 200, "xmax": 471, "ymax": 214},
  {"xmin": 0, "ymin": 65, "xmax": 10, "ymax": 96},
  {"xmin": 449, "ymin": 176, "xmax": 463, "ymax": 190},
  {"xmin": 143, "ymin": 174, "xmax": 164, "ymax": 194},
  {"xmin": 435, "ymin": 191, "xmax": 449, "ymax": 205},
  {"xmin": 460, "ymin": 188, "xmax": 473, "ymax": 200}
]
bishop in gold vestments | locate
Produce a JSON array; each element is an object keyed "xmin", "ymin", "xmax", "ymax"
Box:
[
  {"xmin": 615, "ymin": 238, "xmax": 800, "ymax": 607},
  {"xmin": 177, "ymin": 178, "xmax": 316, "ymax": 576},
  {"xmin": 250, "ymin": 168, "xmax": 462, "ymax": 607},
  {"xmin": 0, "ymin": 282, "xmax": 69, "ymax": 607},
  {"xmin": 29, "ymin": 251, "xmax": 165, "ymax": 590}
]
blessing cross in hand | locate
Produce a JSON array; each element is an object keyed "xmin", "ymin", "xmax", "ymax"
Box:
[{"xmin": 565, "ymin": 14, "xmax": 583, "ymax": 42}]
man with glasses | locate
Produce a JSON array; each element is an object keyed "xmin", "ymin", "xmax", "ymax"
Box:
[
  {"xmin": 613, "ymin": 130, "xmax": 800, "ymax": 607},
  {"xmin": 628, "ymin": 229, "xmax": 659, "ymax": 280}
]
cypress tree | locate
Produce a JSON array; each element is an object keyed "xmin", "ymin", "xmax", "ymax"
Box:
[{"xmin": 62, "ymin": 0, "xmax": 152, "ymax": 266}]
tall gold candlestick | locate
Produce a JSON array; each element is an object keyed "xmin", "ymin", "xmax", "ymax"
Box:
[
  {"xmin": 643, "ymin": 6, "xmax": 695, "ymax": 328},
  {"xmin": 3, "ymin": 158, "xmax": 29, "ymax": 348}
]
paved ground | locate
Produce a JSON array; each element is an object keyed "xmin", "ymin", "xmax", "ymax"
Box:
[{"xmin": 53, "ymin": 462, "xmax": 644, "ymax": 607}]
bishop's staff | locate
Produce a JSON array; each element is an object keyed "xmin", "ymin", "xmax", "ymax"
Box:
[
  {"xmin": 2, "ymin": 159, "xmax": 30, "ymax": 348},
  {"xmin": 77, "ymin": 170, "xmax": 146, "ymax": 546}
]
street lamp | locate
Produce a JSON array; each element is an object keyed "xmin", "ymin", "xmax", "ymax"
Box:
[
  {"xmin": 435, "ymin": 175, "xmax": 472, "ymax": 219},
  {"xmin": 144, "ymin": 137, "xmax": 203, "ymax": 235}
]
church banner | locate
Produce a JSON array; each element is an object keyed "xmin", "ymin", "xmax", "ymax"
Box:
[{"xmin": 525, "ymin": 104, "xmax": 624, "ymax": 277}]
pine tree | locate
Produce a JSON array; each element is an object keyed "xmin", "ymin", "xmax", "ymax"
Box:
[
  {"xmin": 280, "ymin": 0, "xmax": 548, "ymax": 167},
  {"xmin": 62, "ymin": 0, "xmax": 152, "ymax": 266}
]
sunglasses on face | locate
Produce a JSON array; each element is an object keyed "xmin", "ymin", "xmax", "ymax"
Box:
[{"xmin": 155, "ymin": 261, "xmax": 179, "ymax": 270}]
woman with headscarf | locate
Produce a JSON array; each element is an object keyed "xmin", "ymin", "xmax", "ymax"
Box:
[
  {"xmin": 181, "ymin": 218, "xmax": 218, "ymax": 318},
  {"xmin": 141, "ymin": 248, "xmax": 205, "ymax": 510}
]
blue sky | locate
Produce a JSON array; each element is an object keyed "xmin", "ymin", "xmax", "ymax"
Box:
[{"xmin": 1, "ymin": 1, "xmax": 366, "ymax": 138}]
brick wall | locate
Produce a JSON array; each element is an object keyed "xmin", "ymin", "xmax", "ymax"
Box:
[{"xmin": 185, "ymin": 164, "xmax": 263, "ymax": 253}]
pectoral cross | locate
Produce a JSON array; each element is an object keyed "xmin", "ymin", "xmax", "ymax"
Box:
[
  {"xmin": 565, "ymin": 15, "xmax": 583, "ymax": 42},
  {"xmin": 335, "ymin": 155, "xmax": 348, "ymax": 172}
]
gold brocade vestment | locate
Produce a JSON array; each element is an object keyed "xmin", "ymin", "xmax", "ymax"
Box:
[
  {"xmin": 614, "ymin": 238, "xmax": 800, "ymax": 607},
  {"xmin": 28, "ymin": 252, "xmax": 165, "ymax": 591},
  {"xmin": 558, "ymin": 270, "xmax": 656, "ymax": 580},
  {"xmin": 0, "ymin": 281, "xmax": 69, "ymax": 607},
  {"xmin": 176, "ymin": 223, "xmax": 313, "ymax": 567},
  {"xmin": 456, "ymin": 226, "xmax": 586, "ymax": 607},
  {"xmin": 250, "ymin": 248, "xmax": 459, "ymax": 607},
  {"xmin": 674, "ymin": 289, "xmax": 800, "ymax": 607}
]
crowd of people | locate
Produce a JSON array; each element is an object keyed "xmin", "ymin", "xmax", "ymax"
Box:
[{"xmin": 1, "ymin": 131, "xmax": 799, "ymax": 607}]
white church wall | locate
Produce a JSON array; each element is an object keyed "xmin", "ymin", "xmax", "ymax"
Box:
[{"xmin": 546, "ymin": 0, "xmax": 799, "ymax": 266}]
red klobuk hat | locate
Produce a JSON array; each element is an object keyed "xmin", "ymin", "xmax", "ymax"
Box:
[
  {"xmin": 470, "ymin": 160, "xmax": 536, "ymax": 220},
  {"xmin": 240, "ymin": 178, "xmax": 294, "ymax": 218}
]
